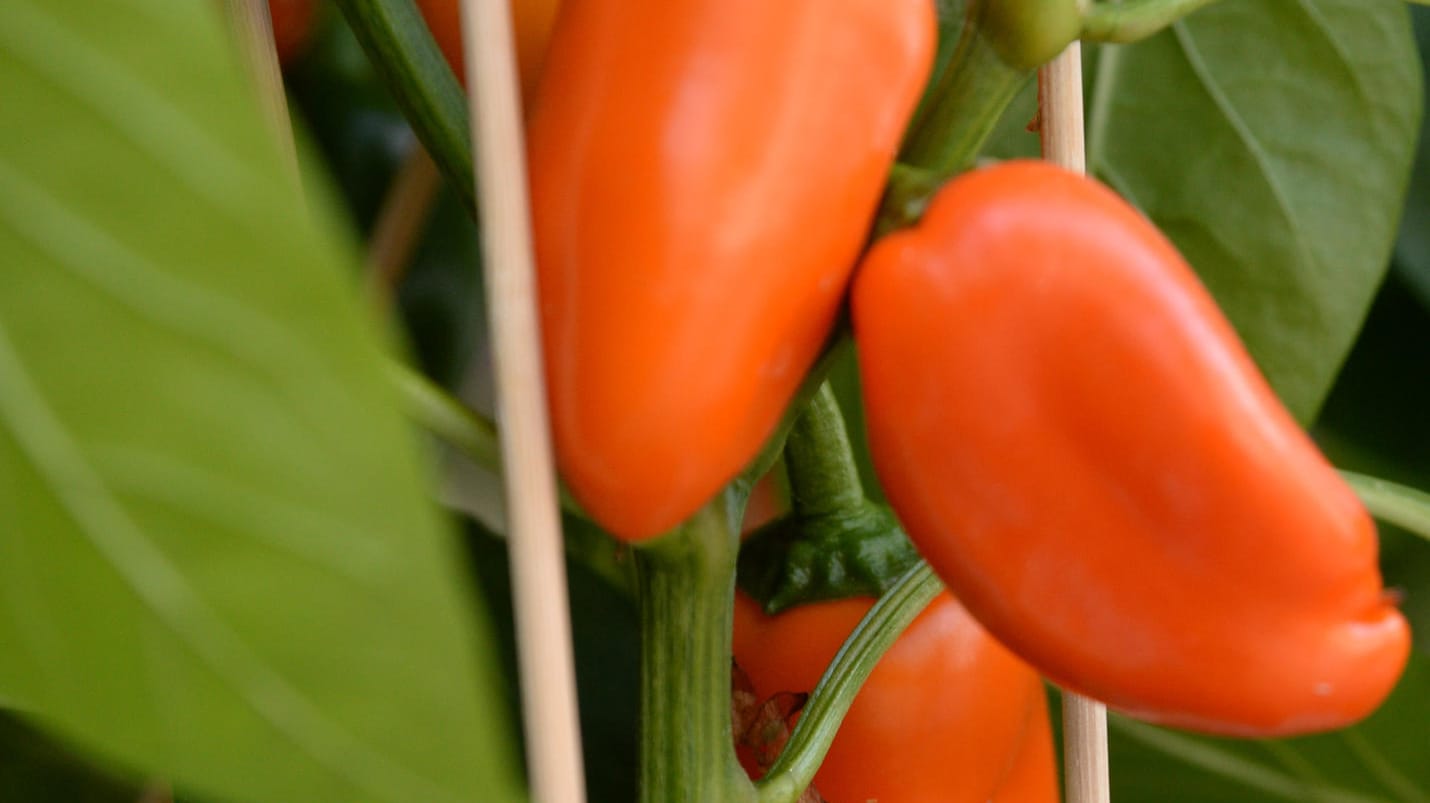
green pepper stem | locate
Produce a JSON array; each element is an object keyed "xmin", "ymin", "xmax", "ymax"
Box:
[
  {"xmin": 388, "ymin": 361, "xmax": 502, "ymax": 472},
  {"xmin": 898, "ymin": 1, "xmax": 1031, "ymax": 177},
  {"xmin": 330, "ymin": 0, "xmax": 477, "ymax": 218},
  {"xmin": 879, "ymin": 1, "xmax": 1032, "ymax": 233},
  {"xmin": 391, "ymin": 362, "xmax": 625, "ymax": 593},
  {"xmin": 636, "ymin": 492, "xmax": 758, "ymax": 803},
  {"xmin": 755, "ymin": 562, "xmax": 943, "ymax": 803},
  {"xmin": 1081, "ymin": 0, "xmax": 1223, "ymax": 43},
  {"xmin": 783, "ymin": 384, "xmax": 866, "ymax": 520}
]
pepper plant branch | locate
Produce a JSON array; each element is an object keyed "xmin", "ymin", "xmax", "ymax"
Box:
[
  {"xmin": 388, "ymin": 361, "xmax": 502, "ymax": 472},
  {"xmin": 331, "ymin": 0, "xmax": 477, "ymax": 218},
  {"xmin": 899, "ymin": 0, "xmax": 1028, "ymax": 172},
  {"xmin": 1081, "ymin": 0, "xmax": 1223, "ymax": 43},
  {"xmin": 755, "ymin": 562, "xmax": 943, "ymax": 803},
  {"xmin": 783, "ymin": 384, "xmax": 866, "ymax": 519},
  {"xmin": 880, "ymin": 0, "xmax": 1030, "ymax": 233},
  {"xmin": 635, "ymin": 492, "xmax": 759, "ymax": 803},
  {"xmin": 1342, "ymin": 471, "xmax": 1430, "ymax": 542},
  {"xmin": 404, "ymin": 365, "xmax": 636, "ymax": 597}
]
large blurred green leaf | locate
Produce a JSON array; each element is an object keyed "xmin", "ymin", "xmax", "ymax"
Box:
[
  {"xmin": 1107, "ymin": 653, "xmax": 1430, "ymax": 802},
  {"xmin": 286, "ymin": 12, "xmax": 487, "ymax": 390},
  {"xmin": 0, "ymin": 1, "xmax": 521, "ymax": 802},
  {"xmin": 1086, "ymin": 0, "xmax": 1422, "ymax": 422}
]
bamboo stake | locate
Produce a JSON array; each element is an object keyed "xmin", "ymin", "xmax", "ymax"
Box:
[
  {"xmin": 457, "ymin": 2, "xmax": 586, "ymax": 802},
  {"xmin": 1038, "ymin": 41, "xmax": 1112, "ymax": 803},
  {"xmin": 221, "ymin": 0, "xmax": 301, "ymax": 181},
  {"xmin": 1039, "ymin": 43, "xmax": 1087, "ymax": 174},
  {"xmin": 365, "ymin": 144, "xmax": 442, "ymax": 305}
]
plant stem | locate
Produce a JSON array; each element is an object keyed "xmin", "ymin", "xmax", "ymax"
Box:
[
  {"xmin": 1081, "ymin": 0, "xmax": 1223, "ymax": 43},
  {"xmin": 636, "ymin": 492, "xmax": 758, "ymax": 803},
  {"xmin": 756, "ymin": 562, "xmax": 943, "ymax": 803},
  {"xmin": 1342, "ymin": 471, "xmax": 1430, "ymax": 542},
  {"xmin": 878, "ymin": 1, "xmax": 1031, "ymax": 233},
  {"xmin": 330, "ymin": 0, "xmax": 477, "ymax": 218},
  {"xmin": 783, "ymin": 384, "xmax": 865, "ymax": 520},
  {"xmin": 899, "ymin": 1, "xmax": 1030, "ymax": 178},
  {"xmin": 388, "ymin": 361, "xmax": 502, "ymax": 472}
]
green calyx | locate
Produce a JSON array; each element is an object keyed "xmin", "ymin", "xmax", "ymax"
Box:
[
  {"xmin": 978, "ymin": 0, "xmax": 1084, "ymax": 72},
  {"xmin": 738, "ymin": 504, "xmax": 922, "ymax": 614},
  {"xmin": 737, "ymin": 384, "xmax": 921, "ymax": 614}
]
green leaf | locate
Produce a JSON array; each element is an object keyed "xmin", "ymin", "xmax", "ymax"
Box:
[
  {"xmin": 1106, "ymin": 652, "xmax": 1430, "ymax": 802},
  {"xmin": 0, "ymin": 1, "xmax": 521, "ymax": 802},
  {"xmin": 1086, "ymin": 0, "xmax": 1423, "ymax": 423},
  {"xmin": 1392, "ymin": 6, "xmax": 1430, "ymax": 306}
]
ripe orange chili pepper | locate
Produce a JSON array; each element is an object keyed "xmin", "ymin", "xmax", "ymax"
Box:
[
  {"xmin": 413, "ymin": 0, "xmax": 559, "ymax": 100},
  {"xmin": 994, "ymin": 692, "xmax": 1059, "ymax": 803},
  {"xmin": 530, "ymin": 0, "xmax": 935, "ymax": 540},
  {"xmin": 852, "ymin": 160, "xmax": 1410, "ymax": 736},
  {"xmin": 732, "ymin": 591, "xmax": 1056, "ymax": 803}
]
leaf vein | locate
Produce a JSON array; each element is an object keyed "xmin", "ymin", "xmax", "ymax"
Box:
[{"xmin": 1171, "ymin": 21, "xmax": 1318, "ymax": 276}]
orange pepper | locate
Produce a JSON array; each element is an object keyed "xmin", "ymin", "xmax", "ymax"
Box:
[
  {"xmin": 529, "ymin": 0, "xmax": 935, "ymax": 540},
  {"xmin": 733, "ymin": 592, "xmax": 1056, "ymax": 803},
  {"xmin": 994, "ymin": 692, "xmax": 1060, "ymax": 803},
  {"xmin": 853, "ymin": 160, "xmax": 1409, "ymax": 736}
]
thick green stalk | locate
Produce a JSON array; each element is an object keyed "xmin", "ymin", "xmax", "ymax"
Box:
[
  {"xmin": 389, "ymin": 361, "xmax": 501, "ymax": 472},
  {"xmin": 899, "ymin": 2, "xmax": 1030, "ymax": 176},
  {"xmin": 330, "ymin": 0, "xmax": 477, "ymax": 217},
  {"xmin": 878, "ymin": 1, "xmax": 1032, "ymax": 233},
  {"xmin": 756, "ymin": 563, "xmax": 944, "ymax": 803},
  {"xmin": 783, "ymin": 384, "xmax": 864, "ymax": 519},
  {"xmin": 1082, "ymin": 0, "xmax": 1223, "ymax": 43},
  {"xmin": 636, "ymin": 493, "xmax": 757, "ymax": 803},
  {"xmin": 1342, "ymin": 471, "xmax": 1430, "ymax": 542}
]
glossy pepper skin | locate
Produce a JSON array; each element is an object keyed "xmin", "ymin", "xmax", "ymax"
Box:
[
  {"xmin": 853, "ymin": 160, "xmax": 1410, "ymax": 736},
  {"xmin": 530, "ymin": 0, "xmax": 935, "ymax": 540},
  {"xmin": 994, "ymin": 694, "xmax": 1059, "ymax": 803},
  {"xmin": 414, "ymin": 0, "xmax": 559, "ymax": 99},
  {"xmin": 732, "ymin": 592, "xmax": 1056, "ymax": 803}
]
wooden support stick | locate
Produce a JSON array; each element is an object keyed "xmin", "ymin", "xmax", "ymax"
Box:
[
  {"xmin": 1039, "ymin": 43, "xmax": 1087, "ymax": 174},
  {"xmin": 1038, "ymin": 41, "xmax": 1112, "ymax": 803},
  {"xmin": 457, "ymin": 1, "xmax": 587, "ymax": 802}
]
